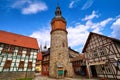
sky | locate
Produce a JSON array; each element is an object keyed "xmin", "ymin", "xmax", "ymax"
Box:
[{"xmin": 0, "ymin": 0, "xmax": 120, "ymax": 53}]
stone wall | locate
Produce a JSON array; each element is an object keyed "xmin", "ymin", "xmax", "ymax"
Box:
[
  {"xmin": 49, "ymin": 30, "xmax": 74, "ymax": 78},
  {"xmin": 0, "ymin": 71, "xmax": 34, "ymax": 80}
]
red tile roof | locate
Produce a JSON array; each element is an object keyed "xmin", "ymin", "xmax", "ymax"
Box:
[
  {"xmin": 37, "ymin": 52, "xmax": 42, "ymax": 60},
  {"xmin": 0, "ymin": 30, "xmax": 39, "ymax": 49}
]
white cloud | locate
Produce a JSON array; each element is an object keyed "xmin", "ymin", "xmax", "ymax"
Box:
[
  {"xmin": 82, "ymin": 11, "xmax": 112, "ymax": 33},
  {"xmin": 69, "ymin": 0, "xmax": 80, "ymax": 8},
  {"xmin": 81, "ymin": 0, "xmax": 94, "ymax": 10},
  {"xmin": 67, "ymin": 25, "xmax": 89, "ymax": 47},
  {"xmin": 99, "ymin": 18, "xmax": 113, "ymax": 27},
  {"xmin": 11, "ymin": 0, "xmax": 48, "ymax": 14},
  {"xmin": 69, "ymin": 1, "xmax": 75, "ymax": 8},
  {"xmin": 22, "ymin": 2, "xmax": 47, "ymax": 14},
  {"xmin": 12, "ymin": 0, "xmax": 31, "ymax": 8},
  {"xmin": 30, "ymin": 10, "xmax": 113, "ymax": 52},
  {"xmin": 67, "ymin": 11, "xmax": 112, "ymax": 52},
  {"xmin": 111, "ymin": 18, "xmax": 120, "ymax": 39},
  {"xmin": 82, "ymin": 11, "xmax": 99, "ymax": 21},
  {"xmin": 30, "ymin": 28, "xmax": 50, "ymax": 50},
  {"xmin": 91, "ymin": 18, "xmax": 112, "ymax": 33}
]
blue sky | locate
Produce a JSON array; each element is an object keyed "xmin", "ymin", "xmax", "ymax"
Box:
[{"xmin": 0, "ymin": 0, "xmax": 120, "ymax": 52}]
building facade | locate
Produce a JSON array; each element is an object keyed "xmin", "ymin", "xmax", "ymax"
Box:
[
  {"xmin": 35, "ymin": 52, "xmax": 42, "ymax": 74},
  {"xmin": 82, "ymin": 32, "xmax": 120, "ymax": 80},
  {"xmin": 49, "ymin": 6, "xmax": 74, "ymax": 78},
  {"xmin": 42, "ymin": 48, "xmax": 50, "ymax": 76},
  {"xmin": 71, "ymin": 54, "xmax": 87, "ymax": 76},
  {"xmin": 69, "ymin": 47, "xmax": 80, "ymax": 60},
  {"xmin": 0, "ymin": 30, "xmax": 39, "ymax": 80}
]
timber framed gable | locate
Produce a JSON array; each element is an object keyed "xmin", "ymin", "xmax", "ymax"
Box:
[{"xmin": 82, "ymin": 32, "xmax": 120, "ymax": 79}]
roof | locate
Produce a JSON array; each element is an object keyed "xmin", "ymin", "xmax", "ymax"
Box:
[
  {"xmin": 37, "ymin": 52, "xmax": 42, "ymax": 60},
  {"xmin": 71, "ymin": 54, "xmax": 85, "ymax": 62},
  {"xmin": 69, "ymin": 47, "xmax": 79, "ymax": 54},
  {"xmin": 51, "ymin": 6, "xmax": 66, "ymax": 24},
  {"xmin": 0, "ymin": 30, "xmax": 39, "ymax": 49},
  {"xmin": 42, "ymin": 48, "xmax": 50, "ymax": 56},
  {"xmin": 82, "ymin": 32, "xmax": 120, "ymax": 53}
]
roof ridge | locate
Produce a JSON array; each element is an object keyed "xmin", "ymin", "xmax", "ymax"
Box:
[
  {"xmin": 0, "ymin": 30, "xmax": 36, "ymax": 40},
  {"xmin": 82, "ymin": 32, "xmax": 120, "ymax": 53},
  {"xmin": 0, "ymin": 30, "xmax": 39, "ymax": 49},
  {"xmin": 90, "ymin": 32, "xmax": 120, "ymax": 41}
]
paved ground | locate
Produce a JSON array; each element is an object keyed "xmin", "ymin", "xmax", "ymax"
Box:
[{"xmin": 33, "ymin": 75, "xmax": 100, "ymax": 80}]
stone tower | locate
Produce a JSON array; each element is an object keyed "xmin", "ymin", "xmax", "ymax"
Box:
[{"xmin": 49, "ymin": 6, "xmax": 74, "ymax": 78}]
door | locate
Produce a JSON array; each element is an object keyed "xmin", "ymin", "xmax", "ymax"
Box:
[{"xmin": 90, "ymin": 65, "xmax": 97, "ymax": 77}]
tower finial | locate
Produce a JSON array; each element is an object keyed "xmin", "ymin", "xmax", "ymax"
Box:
[
  {"xmin": 55, "ymin": 5, "xmax": 62, "ymax": 17},
  {"xmin": 44, "ymin": 41, "xmax": 47, "ymax": 49}
]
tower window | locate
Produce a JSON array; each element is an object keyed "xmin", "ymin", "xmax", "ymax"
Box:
[{"xmin": 62, "ymin": 43, "xmax": 65, "ymax": 47}]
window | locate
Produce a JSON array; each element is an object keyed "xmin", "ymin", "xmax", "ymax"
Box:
[
  {"xmin": 2, "ymin": 45, "xmax": 9, "ymax": 53},
  {"xmin": 0, "ymin": 57, "xmax": 2, "ymax": 62},
  {"xmin": 9, "ymin": 46, "xmax": 15, "ymax": 54},
  {"xmin": 4, "ymin": 60, "xmax": 12, "ymax": 69},
  {"xmin": 19, "ymin": 61, "xmax": 24, "ymax": 69},
  {"xmin": 0, "ymin": 43, "xmax": 3, "ymax": 47},
  {"xmin": 104, "ymin": 64, "xmax": 112, "ymax": 74},
  {"xmin": 93, "ymin": 50, "xmax": 98, "ymax": 58},
  {"xmin": 62, "ymin": 42, "xmax": 65, "ymax": 47},
  {"xmin": 99, "ymin": 48, "xmax": 106, "ymax": 56},
  {"xmin": 28, "ymin": 62, "xmax": 32, "ymax": 69},
  {"xmin": 26, "ymin": 49, "xmax": 30, "ymax": 56},
  {"xmin": 18, "ymin": 47, "xmax": 22, "ymax": 55}
]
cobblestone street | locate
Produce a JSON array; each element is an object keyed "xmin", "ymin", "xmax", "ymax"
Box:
[{"xmin": 33, "ymin": 75, "xmax": 100, "ymax": 80}]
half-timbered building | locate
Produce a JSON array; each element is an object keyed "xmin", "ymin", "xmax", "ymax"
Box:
[
  {"xmin": 35, "ymin": 52, "xmax": 42, "ymax": 74},
  {"xmin": 42, "ymin": 48, "xmax": 50, "ymax": 76},
  {"xmin": 71, "ymin": 54, "xmax": 87, "ymax": 76},
  {"xmin": 82, "ymin": 32, "xmax": 120, "ymax": 80},
  {"xmin": 69, "ymin": 47, "xmax": 80, "ymax": 60},
  {"xmin": 0, "ymin": 30, "xmax": 39, "ymax": 79}
]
